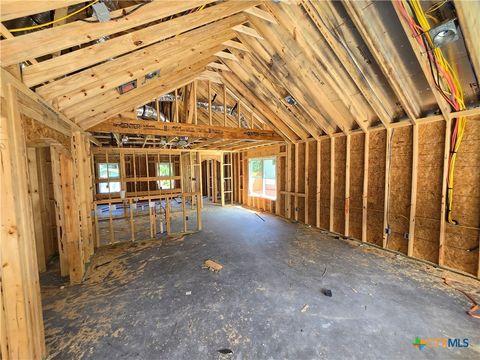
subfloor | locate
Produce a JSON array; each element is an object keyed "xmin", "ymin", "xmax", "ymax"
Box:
[{"xmin": 41, "ymin": 204, "xmax": 480, "ymax": 359}]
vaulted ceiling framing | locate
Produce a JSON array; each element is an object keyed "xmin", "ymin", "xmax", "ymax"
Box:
[{"xmin": 1, "ymin": 0, "xmax": 479, "ymax": 150}]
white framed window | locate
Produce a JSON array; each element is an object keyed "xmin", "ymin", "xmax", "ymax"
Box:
[
  {"xmin": 248, "ymin": 157, "xmax": 276, "ymax": 200},
  {"xmin": 98, "ymin": 163, "xmax": 121, "ymax": 194},
  {"xmin": 157, "ymin": 162, "xmax": 173, "ymax": 190}
]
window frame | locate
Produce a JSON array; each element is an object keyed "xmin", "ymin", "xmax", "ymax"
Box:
[
  {"xmin": 156, "ymin": 162, "xmax": 173, "ymax": 190},
  {"xmin": 248, "ymin": 156, "xmax": 277, "ymax": 200},
  {"xmin": 97, "ymin": 162, "xmax": 121, "ymax": 194}
]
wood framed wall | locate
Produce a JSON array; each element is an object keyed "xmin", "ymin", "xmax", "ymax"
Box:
[
  {"xmin": 235, "ymin": 116, "xmax": 480, "ymax": 278},
  {"xmin": 1, "ymin": 68, "xmax": 96, "ymax": 358}
]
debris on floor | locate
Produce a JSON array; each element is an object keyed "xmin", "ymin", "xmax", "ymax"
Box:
[
  {"xmin": 203, "ymin": 259, "xmax": 223, "ymax": 272},
  {"xmin": 322, "ymin": 289, "xmax": 332, "ymax": 297},
  {"xmin": 218, "ymin": 348, "xmax": 233, "ymax": 355},
  {"xmin": 255, "ymin": 213, "xmax": 265, "ymax": 222},
  {"xmin": 301, "ymin": 304, "xmax": 309, "ymax": 312},
  {"xmin": 162, "ymin": 234, "xmax": 185, "ymax": 246}
]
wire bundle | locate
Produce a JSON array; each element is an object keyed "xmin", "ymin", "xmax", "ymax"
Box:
[{"xmin": 396, "ymin": 0, "xmax": 467, "ymax": 225}]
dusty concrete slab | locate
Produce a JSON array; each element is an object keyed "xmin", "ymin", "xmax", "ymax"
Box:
[{"xmin": 41, "ymin": 204, "xmax": 480, "ymax": 359}]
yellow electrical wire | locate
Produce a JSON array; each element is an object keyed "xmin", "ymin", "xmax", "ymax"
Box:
[
  {"xmin": 8, "ymin": 0, "xmax": 100, "ymax": 33},
  {"xmin": 408, "ymin": 0, "xmax": 467, "ymax": 225}
]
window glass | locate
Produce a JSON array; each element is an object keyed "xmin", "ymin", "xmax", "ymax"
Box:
[
  {"xmin": 248, "ymin": 157, "xmax": 276, "ymax": 200},
  {"xmin": 157, "ymin": 162, "xmax": 172, "ymax": 190},
  {"xmin": 98, "ymin": 163, "xmax": 120, "ymax": 194}
]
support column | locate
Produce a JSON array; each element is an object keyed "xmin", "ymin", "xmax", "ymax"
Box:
[{"xmin": 0, "ymin": 82, "xmax": 46, "ymax": 359}]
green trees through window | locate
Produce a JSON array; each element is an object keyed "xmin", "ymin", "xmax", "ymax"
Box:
[{"xmin": 248, "ymin": 157, "xmax": 276, "ymax": 200}]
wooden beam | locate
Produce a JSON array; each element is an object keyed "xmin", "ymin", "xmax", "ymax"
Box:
[
  {"xmin": 23, "ymin": 2, "xmax": 257, "ymax": 86},
  {"xmin": 362, "ymin": 132, "xmax": 369, "ymax": 242},
  {"xmin": 316, "ymin": 140, "xmax": 321, "ymax": 228},
  {"xmin": 0, "ymin": 82, "xmax": 46, "ymax": 359},
  {"xmin": 244, "ymin": 6, "xmax": 278, "ymax": 24},
  {"xmin": 89, "ymin": 117, "xmax": 283, "ymax": 141},
  {"xmin": 392, "ymin": 2, "xmax": 452, "ymax": 122},
  {"xmin": 343, "ymin": 1, "xmax": 419, "ymax": 123},
  {"xmin": 454, "ymin": 1, "xmax": 480, "ymax": 85},
  {"xmin": 345, "ymin": 134, "xmax": 351, "ymax": 236},
  {"xmin": 408, "ymin": 125, "xmax": 418, "ymax": 256},
  {"xmin": 301, "ymin": 0, "xmax": 393, "ymax": 128},
  {"xmin": 232, "ymin": 24, "xmax": 263, "ymax": 39},
  {"xmin": 329, "ymin": 137, "xmax": 335, "ymax": 232},
  {"xmin": 439, "ymin": 118, "xmax": 452, "ymax": 266},
  {"xmin": 39, "ymin": 15, "xmax": 246, "ymax": 110},
  {"xmin": 0, "ymin": 0, "xmax": 83, "ymax": 21},
  {"xmin": 1, "ymin": 1, "xmax": 216, "ymax": 67},
  {"xmin": 382, "ymin": 128, "xmax": 393, "ymax": 248},
  {"xmin": 77, "ymin": 56, "xmax": 214, "ymax": 128}
]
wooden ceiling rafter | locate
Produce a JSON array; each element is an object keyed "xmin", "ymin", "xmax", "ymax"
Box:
[
  {"xmin": 36, "ymin": 13, "xmax": 249, "ymax": 111},
  {"xmin": 246, "ymin": 8, "xmax": 353, "ymax": 135},
  {"xmin": 343, "ymin": 0, "xmax": 420, "ymax": 124},
  {"xmin": 262, "ymin": 3, "xmax": 371, "ymax": 133},
  {"xmin": 21, "ymin": 0, "xmax": 260, "ymax": 87},
  {"xmin": 222, "ymin": 49, "xmax": 324, "ymax": 140},
  {"xmin": 300, "ymin": 0, "xmax": 394, "ymax": 129}
]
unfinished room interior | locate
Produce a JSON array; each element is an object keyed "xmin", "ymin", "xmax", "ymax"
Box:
[{"xmin": 1, "ymin": 0, "xmax": 480, "ymax": 358}]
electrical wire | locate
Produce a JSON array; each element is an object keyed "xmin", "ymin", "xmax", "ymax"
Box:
[
  {"xmin": 7, "ymin": 0, "xmax": 100, "ymax": 33},
  {"xmin": 396, "ymin": 0, "xmax": 467, "ymax": 225}
]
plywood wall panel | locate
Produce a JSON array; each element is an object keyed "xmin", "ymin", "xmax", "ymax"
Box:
[
  {"xmin": 444, "ymin": 119, "xmax": 480, "ymax": 275},
  {"xmin": 319, "ymin": 139, "xmax": 331, "ymax": 229},
  {"xmin": 333, "ymin": 137, "xmax": 346, "ymax": 234},
  {"xmin": 413, "ymin": 121, "xmax": 444, "ymax": 263},
  {"xmin": 349, "ymin": 133, "xmax": 364, "ymax": 240},
  {"xmin": 307, "ymin": 141, "xmax": 318, "ymax": 226},
  {"xmin": 367, "ymin": 130, "xmax": 386, "ymax": 246},
  {"xmin": 386, "ymin": 127, "xmax": 412, "ymax": 254}
]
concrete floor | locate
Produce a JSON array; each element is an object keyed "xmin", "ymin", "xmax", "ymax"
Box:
[{"xmin": 41, "ymin": 204, "xmax": 480, "ymax": 359}]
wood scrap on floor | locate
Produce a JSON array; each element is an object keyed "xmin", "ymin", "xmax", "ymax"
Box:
[{"xmin": 203, "ymin": 259, "xmax": 223, "ymax": 272}]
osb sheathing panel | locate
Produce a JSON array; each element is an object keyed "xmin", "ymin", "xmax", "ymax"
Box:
[
  {"xmin": 413, "ymin": 121, "xmax": 444, "ymax": 263},
  {"xmin": 444, "ymin": 119, "xmax": 480, "ymax": 275},
  {"xmin": 386, "ymin": 127, "xmax": 412, "ymax": 254},
  {"xmin": 334, "ymin": 137, "xmax": 346, "ymax": 234},
  {"xmin": 349, "ymin": 133, "xmax": 364, "ymax": 240},
  {"xmin": 22, "ymin": 115, "xmax": 70, "ymax": 151},
  {"xmin": 307, "ymin": 141, "xmax": 318, "ymax": 226},
  {"xmin": 320, "ymin": 139, "xmax": 331, "ymax": 229},
  {"xmin": 367, "ymin": 130, "xmax": 386, "ymax": 246}
]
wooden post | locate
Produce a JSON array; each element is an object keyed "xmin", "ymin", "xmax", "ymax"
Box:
[
  {"xmin": 408, "ymin": 125, "xmax": 419, "ymax": 257},
  {"xmin": 316, "ymin": 140, "xmax": 321, "ymax": 228},
  {"xmin": 220, "ymin": 154, "xmax": 225, "ymax": 206},
  {"xmin": 174, "ymin": 88, "xmax": 179, "ymax": 123},
  {"xmin": 50, "ymin": 145, "xmax": 68, "ymax": 276},
  {"xmin": 286, "ymin": 144, "xmax": 292, "ymax": 218},
  {"xmin": 193, "ymin": 80, "xmax": 198, "ymax": 125},
  {"xmin": 223, "ymin": 84, "xmax": 227, "ymax": 127},
  {"xmin": 304, "ymin": 141, "xmax": 309, "ymax": 224},
  {"xmin": 165, "ymin": 196, "xmax": 171, "ymax": 234},
  {"xmin": 0, "ymin": 82, "xmax": 46, "ymax": 359},
  {"xmin": 208, "ymin": 80, "xmax": 213, "ymax": 126},
  {"xmin": 439, "ymin": 118, "xmax": 452, "ymax": 265},
  {"xmin": 345, "ymin": 134, "xmax": 351, "ymax": 236},
  {"xmin": 294, "ymin": 143, "xmax": 299, "ymax": 221},
  {"xmin": 27, "ymin": 148, "xmax": 47, "ymax": 272},
  {"xmin": 59, "ymin": 152, "xmax": 85, "ymax": 284},
  {"xmin": 362, "ymin": 132, "xmax": 370, "ymax": 242},
  {"xmin": 383, "ymin": 127, "xmax": 393, "ymax": 248},
  {"xmin": 330, "ymin": 137, "xmax": 335, "ymax": 232}
]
